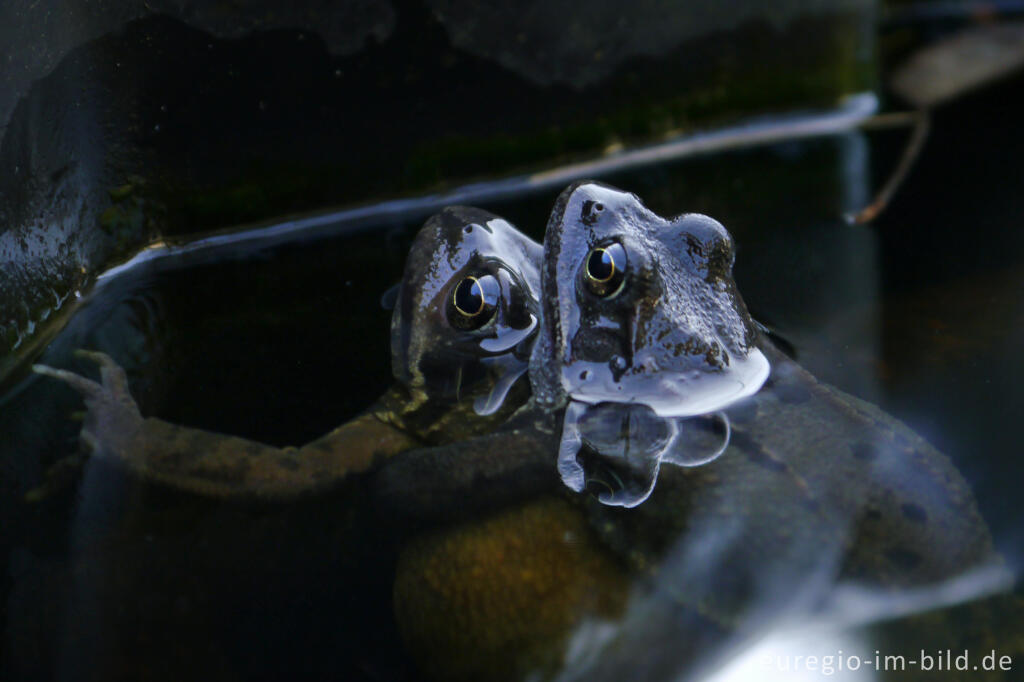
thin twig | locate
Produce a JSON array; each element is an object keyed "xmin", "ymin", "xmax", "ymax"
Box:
[{"xmin": 847, "ymin": 110, "xmax": 931, "ymax": 225}]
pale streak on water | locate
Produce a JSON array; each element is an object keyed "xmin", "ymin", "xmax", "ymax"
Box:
[
  {"xmin": 563, "ymin": 563, "xmax": 1013, "ymax": 682},
  {"xmin": 94, "ymin": 93, "xmax": 878, "ymax": 287},
  {"xmin": 705, "ymin": 564, "xmax": 1014, "ymax": 682}
]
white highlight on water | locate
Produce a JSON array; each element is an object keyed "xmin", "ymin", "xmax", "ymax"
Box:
[
  {"xmin": 566, "ymin": 348, "xmax": 771, "ymax": 418},
  {"xmin": 93, "ymin": 93, "xmax": 877, "ymax": 288}
]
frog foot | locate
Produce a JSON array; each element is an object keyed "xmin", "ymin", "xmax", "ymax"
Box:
[
  {"xmin": 23, "ymin": 453, "xmax": 86, "ymax": 503},
  {"xmin": 32, "ymin": 350, "xmax": 144, "ymax": 461}
]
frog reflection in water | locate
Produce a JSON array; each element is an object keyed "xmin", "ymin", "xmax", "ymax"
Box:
[
  {"xmin": 381, "ymin": 182, "xmax": 1002, "ymax": 682},
  {"xmin": 34, "ymin": 206, "xmax": 543, "ymax": 498}
]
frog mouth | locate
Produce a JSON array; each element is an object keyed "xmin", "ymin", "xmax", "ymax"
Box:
[
  {"xmin": 557, "ymin": 400, "xmax": 731, "ymax": 507},
  {"xmin": 564, "ymin": 347, "xmax": 771, "ymax": 418},
  {"xmin": 479, "ymin": 314, "xmax": 537, "ymax": 353},
  {"xmin": 471, "ymin": 314, "xmax": 538, "ymax": 416},
  {"xmin": 472, "ymin": 355, "xmax": 529, "ymax": 416},
  {"xmin": 555, "ymin": 345, "xmax": 768, "ymax": 506}
]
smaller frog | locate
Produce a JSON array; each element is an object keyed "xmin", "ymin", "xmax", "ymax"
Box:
[
  {"xmin": 532, "ymin": 181, "xmax": 768, "ymax": 505},
  {"xmin": 388, "ymin": 206, "xmax": 541, "ymax": 438},
  {"xmin": 32, "ymin": 206, "xmax": 542, "ymax": 498}
]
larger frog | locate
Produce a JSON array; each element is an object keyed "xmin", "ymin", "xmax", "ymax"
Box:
[
  {"xmin": 380, "ymin": 182, "xmax": 1004, "ymax": 682},
  {"xmin": 537, "ymin": 180, "xmax": 771, "ymax": 506}
]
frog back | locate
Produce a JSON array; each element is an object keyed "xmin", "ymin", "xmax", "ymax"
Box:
[{"xmin": 583, "ymin": 341, "xmax": 994, "ymax": 624}]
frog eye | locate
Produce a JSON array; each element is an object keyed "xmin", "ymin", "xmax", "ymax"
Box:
[
  {"xmin": 583, "ymin": 242, "xmax": 627, "ymax": 297},
  {"xmin": 449, "ymin": 274, "xmax": 500, "ymax": 330}
]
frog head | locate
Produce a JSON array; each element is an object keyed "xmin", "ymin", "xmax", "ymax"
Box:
[
  {"xmin": 531, "ymin": 181, "xmax": 769, "ymax": 505},
  {"xmin": 390, "ymin": 207, "xmax": 541, "ymax": 442}
]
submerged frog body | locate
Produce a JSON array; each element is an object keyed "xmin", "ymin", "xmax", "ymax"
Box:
[
  {"xmin": 380, "ymin": 182, "xmax": 1002, "ymax": 682},
  {"xmin": 32, "ymin": 206, "xmax": 542, "ymax": 498},
  {"xmin": 556, "ymin": 343, "xmax": 1006, "ymax": 681}
]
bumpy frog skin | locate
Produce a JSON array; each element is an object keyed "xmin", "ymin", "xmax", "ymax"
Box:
[
  {"xmin": 31, "ymin": 207, "xmax": 542, "ymax": 499},
  {"xmin": 530, "ymin": 181, "xmax": 768, "ymax": 505},
  {"xmin": 532, "ymin": 182, "xmax": 769, "ymax": 415}
]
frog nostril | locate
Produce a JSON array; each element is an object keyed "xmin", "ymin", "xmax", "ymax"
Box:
[{"xmin": 580, "ymin": 199, "xmax": 605, "ymax": 225}]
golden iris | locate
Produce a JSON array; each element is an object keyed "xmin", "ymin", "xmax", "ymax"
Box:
[
  {"xmin": 584, "ymin": 242, "xmax": 627, "ymax": 297},
  {"xmin": 450, "ymin": 274, "xmax": 499, "ymax": 329}
]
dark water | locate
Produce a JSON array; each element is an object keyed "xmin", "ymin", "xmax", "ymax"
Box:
[{"xmin": 3, "ymin": 71, "xmax": 1024, "ymax": 680}]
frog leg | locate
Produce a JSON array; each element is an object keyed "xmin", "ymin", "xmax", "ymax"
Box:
[
  {"xmin": 32, "ymin": 351, "xmax": 419, "ymax": 500},
  {"xmin": 22, "ymin": 451, "xmax": 87, "ymax": 502},
  {"xmin": 34, "ymin": 350, "xmax": 143, "ymax": 454},
  {"xmin": 373, "ymin": 408, "xmax": 562, "ymax": 527}
]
